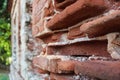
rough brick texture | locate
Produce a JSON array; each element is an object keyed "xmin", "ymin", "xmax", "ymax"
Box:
[
  {"xmin": 46, "ymin": 40, "xmax": 110, "ymax": 57},
  {"xmin": 11, "ymin": 0, "xmax": 120, "ymax": 80},
  {"xmin": 32, "ymin": 55, "xmax": 78, "ymax": 73},
  {"xmin": 46, "ymin": 0, "xmax": 107, "ymax": 30},
  {"xmin": 79, "ymin": 10, "xmax": 120, "ymax": 38},
  {"xmin": 75, "ymin": 60, "xmax": 120, "ymax": 80}
]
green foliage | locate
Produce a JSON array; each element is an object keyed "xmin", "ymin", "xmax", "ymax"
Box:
[
  {"xmin": 0, "ymin": 0, "xmax": 7, "ymax": 17},
  {"xmin": 0, "ymin": 18, "xmax": 11, "ymax": 65},
  {"xmin": 0, "ymin": 0, "xmax": 11, "ymax": 66},
  {"xmin": 0, "ymin": 74, "xmax": 9, "ymax": 80}
]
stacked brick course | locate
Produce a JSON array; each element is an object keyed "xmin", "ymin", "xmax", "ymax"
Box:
[
  {"xmin": 32, "ymin": 0, "xmax": 120, "ymax": 80},
  {"xmin": 10, "ymin": 0, "xmax": 120, "ymax": 80}
]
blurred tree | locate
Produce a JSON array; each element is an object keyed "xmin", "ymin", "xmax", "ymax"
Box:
[
  {"xmin": 0, "ymin": 0, "xmax": 10, "ymax": 20},
  {"xmin": 0, "ymin": 0, "xmax": 11, "ymax": 66}
]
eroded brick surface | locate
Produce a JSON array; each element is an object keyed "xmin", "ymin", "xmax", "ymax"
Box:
[
  {"xmin": 46, "ymin": 0, "xmax": 107, "ymax": 30},
  {"xmin": 32, "ymin": 55, "xmax": 89, "ymax": 74},
  {"xmin": 11, "ymin": 0, "xmax": 120, "ymax": 80},
  {"xmin": 57, "ymin": 60, "xmax": 77, "ymax": 73},
  {"xmin": 55, "ymin": 0, "xmax": 77, "ymax": 11},
  {"xmin": 79, "ymin": 10, "xmax": 120, "ymax": 38},
  {"xmin": 68, "ymin": 26, "xmax": 81, "ymax": 40},
  {"xmin": 46, "ymin": 40, "xmax": 110, "ymax": 57},
  {"xmin": 50, "ymin": 73, "xmax": 74, "ymax": 80},
  {"xmin": 75, "ymin": 60, "xmax": 120, "ymax": 80},
  {"xmin": 41, "ymin": 31, "xmax": 67, "ymax": 43},
  {"xmin": 32, "ymin": 55, "xmax": 76, "ymax": 73}
]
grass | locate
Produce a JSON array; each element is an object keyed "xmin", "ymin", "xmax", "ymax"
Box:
[{"xmin": 0, "ymin": 73, "xmax": 9, "ymax": 80}]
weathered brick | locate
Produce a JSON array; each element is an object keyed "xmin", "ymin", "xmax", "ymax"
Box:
[
  {"xmin": 11, "ymin": 0, "xmax": 120, "ymax": 79},
  {"xmin": 47, "ymin": 0, "xmax": 107, "ymax": 30},
  {"xmin": 55, "ymin": 0, "xmax": 77, "ymax": 11},
  {"xmin": 32, "ymin": 0, "xmax": 54, "ymax": 36},
  {"xmin": 32, "ymin": 0, "xmax": 47, "ymax": 25},
  {"xmin": 41, "ymin": 31, "xmax": 67, "ymax": 43},
  {"xmin": 32, "ymin": 65, "xmax": 48, "ymax": 74},
  {"xmin": 32, "ymin": 56, "xmax": 49, "ymax": 70},
  {"xmin": 50, "ymin": 73, "xmax": 74, "ymax": 80},
  {"xmin": 79, "ymin": 10, "xmax": 120, "ymax": 38},
  {"xmin": 75, "ymin": 60, "xmax": 120, "ymax": 80},
  {"xmin": 68, "ymin": 26, "xmax": 81, "ymax": 40},
  {"xmin": 50, "ymin": 73, "xmax": 100, "ymax": 80},
  {"xmin": 32, "ymin": 55, "xmax": 77, "ymax": 73},
  {"xmin": 57, "ymin": 60, "xmax": 77, "ymax": 73},
  {"xmin": 44, "ymin": 0, "xmax": 55, "ymax": 17},
  {"xmin": 46, "ymin": 40, "xmax": 110, "ymax": 57}
]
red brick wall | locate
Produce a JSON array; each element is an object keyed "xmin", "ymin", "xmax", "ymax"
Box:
[
  {"xmin": 32, "ymin": 0, "xmax": 120, "ymax": 80},
  {"xmin": 10, "ymin": 0, "xmax": 120, "ymax": 80}
]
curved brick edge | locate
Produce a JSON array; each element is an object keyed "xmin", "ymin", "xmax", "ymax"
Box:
[{"xmin": 46, "ymin": 0, "xmax": 108, "ymax": 30}]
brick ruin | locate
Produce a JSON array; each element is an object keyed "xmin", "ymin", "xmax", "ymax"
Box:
[{"xmin": 10, "ymin": 0, "xmax": 120, "ymax": 80}]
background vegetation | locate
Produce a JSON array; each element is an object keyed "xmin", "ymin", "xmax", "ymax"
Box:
[
  {"xmin": 0, "ymin": 0, "xmax": 11, "ymax": 66},
  {"xmin": 0, "ymin": 74, "xmax": 9, "ymax": 80}
]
